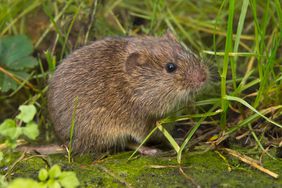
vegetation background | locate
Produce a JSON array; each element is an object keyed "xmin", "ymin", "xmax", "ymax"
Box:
[{"xmin": 0, "ymin": 0, "xmax": 281, "ymax": 187}]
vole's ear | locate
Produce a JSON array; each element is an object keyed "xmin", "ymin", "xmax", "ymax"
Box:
[
  {"xmin": 163, "ymin": 29, "xmax": 178, "ymax": 42},
  {"xmin": 124, "ymin": 52, "xmax": 146, "ymax": 74}
]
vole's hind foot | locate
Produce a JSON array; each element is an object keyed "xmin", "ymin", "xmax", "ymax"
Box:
[
  {"xmin": 139, "ymin": 148, "xmax": 176, "ymax": 157},
  {"xmin": 139, "ymin": 146, "xmax": 162, "ymax": 156},
  {"xmin": 127, "ymin": 143, "xmax": 162, "ymax": 156}
]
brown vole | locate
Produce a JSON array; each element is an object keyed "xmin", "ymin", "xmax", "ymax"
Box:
[{"xmin": 47, "ymin": 32, "xmax": 208, "ymax": 154}]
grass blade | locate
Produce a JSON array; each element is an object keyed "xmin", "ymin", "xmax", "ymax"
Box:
[
  {"xmin": 68, "ymin": 96, "xmax": 79, "ymax": 163},
  {"xmin": 156, "ymin": 122, "xmax": 180, "ymax": 153},
  {"xmin": 232, "ymin": 0, "xmax": 249, "ymax": 89},
  {"xmin": 225, "ymin": 95, "xmax": 282, "ymax": 128},
  {"xmin": 220, "ymin": 0, "xmax": 235, "ymax": 128}
]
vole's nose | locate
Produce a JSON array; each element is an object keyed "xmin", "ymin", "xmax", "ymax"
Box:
[
  {"xmin": 190, "ymin": 70, "xmax": 207, "ymax": 83},
  {"xmin": 198, "ymin": 71, "xmax": 207, "ymax": 82}
]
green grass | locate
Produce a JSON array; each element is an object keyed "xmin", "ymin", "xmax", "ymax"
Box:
[{"xmin": 0, "ymin": 0, "xmax": 281, "ymax": 185}]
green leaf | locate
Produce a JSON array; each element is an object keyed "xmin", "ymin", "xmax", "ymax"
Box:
[
  {"xmin": 22, "ymin": 122, "xmax": 39, "ymax": 140},
  {"xmin": 0, "ymin": 35, "xmax": 37, "ymax": 92},
  {"xmin": 9, "ymin": 56, "xmax": 37, "ymax": 70},
  {"xmin": 49, "ymin": 165, "xmax": 62, "ymax": 179},
  {"xmin": 38, "ymin": 169, "xmax": 48, "ymax": 182},
  {"xmin": 0, "ymin": 35, "xmax": 33, "ymax": 66},
  {"xmin": 7, "ymin": 178, "xmax": 44, "ymax": 188},
  {"xmin": 0, "ymin": 119, "xmax": 21, "ymax": 139},
  {"xmin": 16, "ymin": 105, "xmax": 37, "ymax": 123},
  {"xmin": 59, "ymin": 172, "xmax": 80, "ymax": 188},
  {"xmin": 47, "ymin": 180, "xmax": 60, "ymax": 188}
]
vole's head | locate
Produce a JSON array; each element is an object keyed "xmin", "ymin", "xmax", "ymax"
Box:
[{"xmin": 124, "ymin": 32, "xmax": 209, "ymax": 115}]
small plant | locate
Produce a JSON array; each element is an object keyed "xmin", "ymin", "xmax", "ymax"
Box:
[
  {"xmin": 0, "ymin": 104, "xmax": 39, "ymax": 165},
  {"xmin": 38, "ymin": 165, "xmax": 80, "ymax": 188},
  {"xmin": 0, "ymin": 105, "xmax": 79, "ymax": 188},
  {"xmin": 6, "ymin": 164, "xmax": 80, "ymax": 188},
  {"xmin": 0, "ymin": 35, "xmax": 37, "ymax": 92}
]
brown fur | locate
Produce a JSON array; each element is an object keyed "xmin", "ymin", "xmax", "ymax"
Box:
[{"xmin": 47, "ymin": 33, "xmax": 208, "ymax": 153}]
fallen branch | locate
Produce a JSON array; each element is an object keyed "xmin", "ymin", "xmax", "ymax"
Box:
[{"xmin": 223, "ymin": 148, "xmax": 279, "ymax": 179}]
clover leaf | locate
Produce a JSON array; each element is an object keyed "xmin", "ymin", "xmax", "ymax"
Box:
[
  {"xmin": 0, "ymin": 119, "xmax": 21, "ymax": 140},
  {"xmin": 16, "ymin": 104, "xmax": 37, "ymax": 123},
  {"xmin": 22, "ymin": 122, "xmax": 39, "ymax": 140},
  {"xmin": 38, "ymin": 169, "xmax": 48, "ymax": 182},
  {"xmin": 59, "ymin": 171, "xmax": 80, "ymax": 188},
  {"xmin": 7, "ymin": 178, "xmax": 44, "ymax": 188},
  {"xmin": 0, "ymin": 35, "xmax": 37, "ymax": 92},
  {"xmin": 49, "ymin": 165, "xmax": 62, "ymax": 179}
]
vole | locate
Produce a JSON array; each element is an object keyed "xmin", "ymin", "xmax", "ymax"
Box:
[{"xmin": 47, "ymin": 32, "xmax": 208, "ymax": 154}]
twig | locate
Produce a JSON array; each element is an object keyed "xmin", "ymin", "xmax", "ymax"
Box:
[
  {"xmin": 22, "ymin": 154, "xmax": 51, "ymax": 168},
  {"xmin": 223, "ymin": 148, "xmax": 279, "ymax": 179},
  {"xmin": 0, "ymin": 65, "xmax": 37, "ymax": 91},
  {"xmin": 16, "ymin": 144, "xmax": 66, "ymax": 155},
  {"xmin": 5, "ymin": 152, "xmax": 26, "ymax": 179},
  {"xmin": 215, "ymin": 151, "xmax": 232, "ymax": 172}
]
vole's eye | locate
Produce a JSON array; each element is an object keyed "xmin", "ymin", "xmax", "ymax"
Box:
[{"xmin": 165, "ymin": 63, "xmax": 177, "ymax": 73}]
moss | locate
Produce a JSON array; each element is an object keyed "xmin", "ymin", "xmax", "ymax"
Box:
[{"xmin": 7, "ymin": 150, "xmax": 282, "ymax": 187}]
